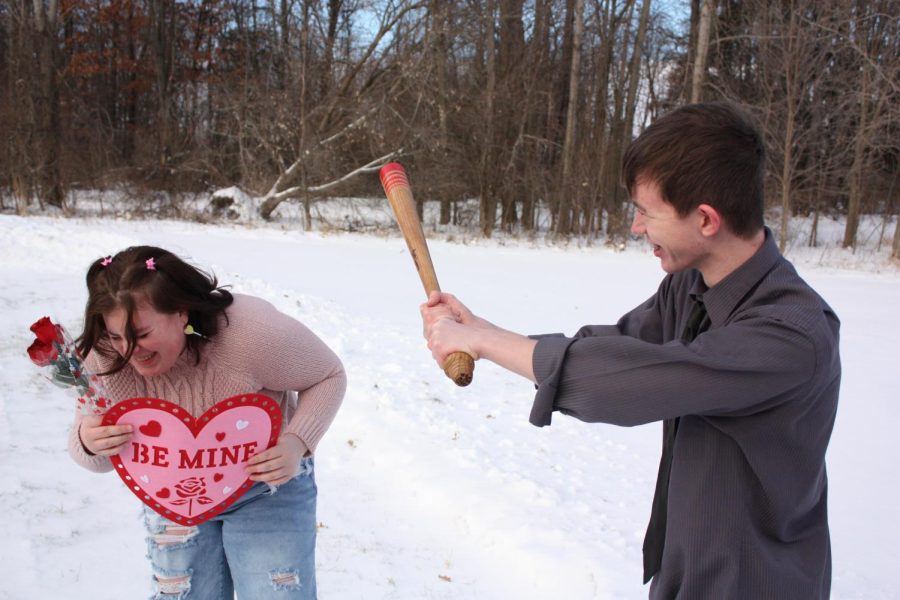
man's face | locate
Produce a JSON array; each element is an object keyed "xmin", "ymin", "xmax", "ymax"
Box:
[{"xmin": 630, "ymin": 179, "xmax": 707, "ymax": 274}]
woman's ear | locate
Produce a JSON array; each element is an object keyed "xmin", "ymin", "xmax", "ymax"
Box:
[{"xmin": 697, "ymin": 203, "xmax": 722, "ymax": 237}]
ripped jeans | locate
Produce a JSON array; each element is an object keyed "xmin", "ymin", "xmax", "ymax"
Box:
[{"xmin": 143, "ymin": 457, "xmax": 317, "ymax": 599}]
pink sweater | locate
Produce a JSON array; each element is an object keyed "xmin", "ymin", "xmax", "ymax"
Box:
[{"xmin": 68, "ymin": 294, "xmax": 346, "ymax": 473}]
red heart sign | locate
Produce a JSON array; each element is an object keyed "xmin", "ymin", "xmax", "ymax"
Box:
[{"xmin": 102, "ymin": 394, "xmax": 282, "ymax": 525}]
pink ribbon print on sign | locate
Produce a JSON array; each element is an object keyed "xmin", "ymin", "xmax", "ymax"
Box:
[{"xmin": 102, "ymin": 394, "xmax": 282, "ymax": 525}]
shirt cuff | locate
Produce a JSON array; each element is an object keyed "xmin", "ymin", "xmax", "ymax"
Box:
[
  {"xmin": 528, "ymin": 334, "xmax": 578, "ymax": 427},
  {"xmin": 284, "ymin": 415, "xmax": 327, "ymax": 454},
  {"xmin": 68, "ymin": 423, "xmax": 114, "ymax": 473}
]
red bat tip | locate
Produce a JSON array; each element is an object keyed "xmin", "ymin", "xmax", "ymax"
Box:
[{"xmin": 379, "ymin": 162, "xmax": 409, "ymax": 192}]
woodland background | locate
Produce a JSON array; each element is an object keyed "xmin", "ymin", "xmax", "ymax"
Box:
[{"xmin": 1, "ymin": 0, "xmax": 898, "ymax": 255}]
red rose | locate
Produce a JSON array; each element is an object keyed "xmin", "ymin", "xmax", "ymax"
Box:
[
  {"xmin": 27, "ymin": 338, "xmax": 58, "ymax": 366},
  {"xmin": 30, "ymin": 317, "xmax": 61, "ymax": 344}
]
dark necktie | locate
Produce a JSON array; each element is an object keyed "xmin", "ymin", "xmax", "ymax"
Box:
[{"xmin": 642, "ymin": 297, "xmax": 708, "ymax": 583}]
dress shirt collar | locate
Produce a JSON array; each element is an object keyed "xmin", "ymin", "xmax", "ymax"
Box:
[{"xmin": 688, "ymin": 227, "xmax": 781, "ymax": 329}]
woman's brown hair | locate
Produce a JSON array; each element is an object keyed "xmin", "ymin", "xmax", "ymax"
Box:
[{"xmin": 78, "ymin": 246, "xmax": 234, "ymax": 375}]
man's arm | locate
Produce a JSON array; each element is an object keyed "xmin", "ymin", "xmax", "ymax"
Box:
[
  {"xmin": 532, "ymin": 311, "xmax": 818, "ymax": 427},
  {"xmin": 421, "ymin": 279, "xmax": 670, "ymax": 387}
]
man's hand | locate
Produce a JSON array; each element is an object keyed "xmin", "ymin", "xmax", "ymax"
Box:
[
  {"xmin": 79, "ymin": 415, "xmax": 132, "ymax": 456},
  {"xmin": 421, "ymin": 290, "xmax": 538, "ymax": 383},
  {"xmin": 421, "ymin": 291, "xmax": 482, "ymax": 364},
  {"xmin": 245, "ymin": 433, "xmax": 309, "ymax": 486}
]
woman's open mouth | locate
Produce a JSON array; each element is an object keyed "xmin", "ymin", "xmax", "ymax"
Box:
[{"xmin": 134, "ymin": 352, "xmax": 156, "ymax": 364}]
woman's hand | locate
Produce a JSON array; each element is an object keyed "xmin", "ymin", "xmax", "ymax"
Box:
[
  {"xmin": 79, "ymin": 415, "xmax": 133, "ymax": 456},
  {"xmin": 245, "ymin": 433, "xmax": 309, "ymax": 486}
]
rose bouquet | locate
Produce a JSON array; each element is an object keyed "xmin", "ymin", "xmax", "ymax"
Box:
[{"xmin": 27, "ymin": 316, "xmax": 110, "ymax": 415}]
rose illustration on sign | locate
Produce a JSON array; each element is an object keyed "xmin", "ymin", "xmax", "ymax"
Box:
[
  {"xmin": 103, "ymin": 394, "xmax": 282, "ymax": 525},
  {"xmin": 170, "ymin": 476, "xmax": 213, "ymax": 516}
]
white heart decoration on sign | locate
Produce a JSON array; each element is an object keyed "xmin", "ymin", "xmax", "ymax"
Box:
[{"xmin": 103, "ymin": 394, "xmax": 282, "ymax": 526}]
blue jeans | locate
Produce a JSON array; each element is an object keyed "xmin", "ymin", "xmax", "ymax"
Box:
[{"xmin": 143, "ymin": 457, "xmax": 317, "ymax": 599}]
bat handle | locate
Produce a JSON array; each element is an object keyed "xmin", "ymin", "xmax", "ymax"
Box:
[{"xmin": 443, "ymin": 351, "xmax": 474, "ymax": 387}]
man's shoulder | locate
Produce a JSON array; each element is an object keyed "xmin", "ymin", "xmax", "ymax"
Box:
[
  {"xmin": 736, "ymin": 256, "xmax": 840, "ymax": 352},
  {"xmin": 758, "ymin": 256, "xmax": 836, "ymax": 316}
]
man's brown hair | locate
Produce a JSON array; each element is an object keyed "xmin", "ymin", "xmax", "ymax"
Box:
[{"xmin": 622, "ymin": 102, "xmax": 766, "ymax": 238}]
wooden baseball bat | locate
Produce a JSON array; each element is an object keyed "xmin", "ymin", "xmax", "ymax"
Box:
[{"xmin": 379, "ymin": 162, "xmax": 475, "ymax": 387}]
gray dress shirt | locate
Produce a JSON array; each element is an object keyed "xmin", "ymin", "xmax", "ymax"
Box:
[{"xmin": 530, "ymin": 229, "xmax": 840, "ymax": 599}]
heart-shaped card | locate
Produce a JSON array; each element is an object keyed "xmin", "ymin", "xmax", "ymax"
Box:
[{"xmin": 102, "ymin": 394, "xmax": 282, "ymax": 525}]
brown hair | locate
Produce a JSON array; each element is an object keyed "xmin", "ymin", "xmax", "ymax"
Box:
[
  {"xmin": 78, "ymin": 246, "xmax": 234, "ymax": 375},
  {"xmin": 622, "ymin": 102, "xmax": 766, "ymax": 238}
]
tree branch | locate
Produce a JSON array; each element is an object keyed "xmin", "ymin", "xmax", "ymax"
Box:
[{"xmin": 268, "ymin": 149, "xmax": 405, "ymax": 203}]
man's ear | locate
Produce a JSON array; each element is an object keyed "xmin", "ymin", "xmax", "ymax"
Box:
[{"xmin": 696, "ymin": 203, "xmax": 722, "ymax": 237}]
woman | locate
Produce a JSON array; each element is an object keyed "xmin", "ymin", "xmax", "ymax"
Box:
[{"xmin": 69, "ymin": 245, "xmax": 346, "ymax": 599}]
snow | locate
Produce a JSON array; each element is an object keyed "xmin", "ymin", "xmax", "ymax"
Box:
[{"xmin": 1, "ymin": 213, "xmax": 898, "ymax": 599}]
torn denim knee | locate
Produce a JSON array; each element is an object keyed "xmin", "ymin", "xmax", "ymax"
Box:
[
  {"xmin": 150, "ymin": 567, "xmax": 192, "ymax": 599},
  {"xmin": 152, "ymin": 525, "xmax": 199, "ymax": 548},
  {"xmin": 145, "ymin": 513, "xmax": 200, "ymax": 551},
  {"xmin": 269, "ymin": 568, "xmax": 302, "ymax": 591}
]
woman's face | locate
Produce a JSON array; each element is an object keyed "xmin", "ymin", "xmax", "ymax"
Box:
[{"xmin": 103, "ymin": 301, "xmax": 188, "ymax": 377}]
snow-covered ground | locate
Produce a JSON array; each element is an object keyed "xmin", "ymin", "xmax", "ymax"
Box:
[{"xmin": 1, "ymin": 213, "xmax": 897, "ymax": 599}]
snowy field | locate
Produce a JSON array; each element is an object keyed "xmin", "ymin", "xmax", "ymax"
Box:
[{"xmin": 1, "ymin": 212, "xmax": 898, "ymax": 599}]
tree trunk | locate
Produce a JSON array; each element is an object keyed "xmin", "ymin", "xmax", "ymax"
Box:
[
  {"xmin": 479, "ymin": 0, "xmax": 498, "ymax": 237},
  {"xmin": 592, "ymin": 0, "xmax": 615, "ymax": 236},
  {"xmin": 893, "ymin": 212, "xmax": 900, "ymax": 260},
  {"xmin": 604, "ymin": 0, "xmax": 638, "ymax": 242},
  {"xmin": 556, "ymin": 0, "xmax": 584, "ymax": 235},
  {"xmin": 497, "ymin": 0, "xmax": 525, "ymax": 232},
  {"xmin": 843, "ymin": 62, "xmax": 869, "ymax": 249},
  {"xmin": 299, "ymin": 0, "xmax": 312, "ymax": 230},
  {"xmin": 5, "ymin": 4, "xmax": 34, "ymax": 210},
  {"xmin": 624, "ymin": 0, "xmax": 652, "ymax": 145},
  {"xmin": 691, "ymin": 0, "xmax": 714, "ymax": 103},
  {"xmin": 431, "ymin": 0, "xmax": 453, "ymax": 225},
  {"xmin": 779, "ymin": 103, "xmax": 795, "ymax": 253},
  {"xmin": 520, "ymin": 0, "xmax": 552, "ymax": 232},
  {"xmin": 321, "ymin": 0, "xmax": 342, "ymax": 97},
  {"xmin": 150, "ymin": 0, "xmax": 177, "ymax": 183},
  {"xmin": 682, "ymin": 0, "xmax": 700, "ymax": 101},
  {"xmin": 33, "ymin": 0, "xmax": 64, "ymax": 209},
  {"xmin": 778, "ymin": 2, "xmax": 798, "ymax": 253}
]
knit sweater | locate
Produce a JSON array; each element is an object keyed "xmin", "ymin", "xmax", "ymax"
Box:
[{"xmin": 68, "ymin": 293, "xmax": 346, "ymax": 473}]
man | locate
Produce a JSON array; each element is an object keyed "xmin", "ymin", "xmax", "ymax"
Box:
[{"xmin": 421, "ymin": 102, "xmax": 840, "ymax": 598}]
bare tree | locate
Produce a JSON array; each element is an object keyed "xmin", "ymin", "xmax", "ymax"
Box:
[{"xmin": 255, "ymin": 1, "xmax": 423, "ymax": 221}]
